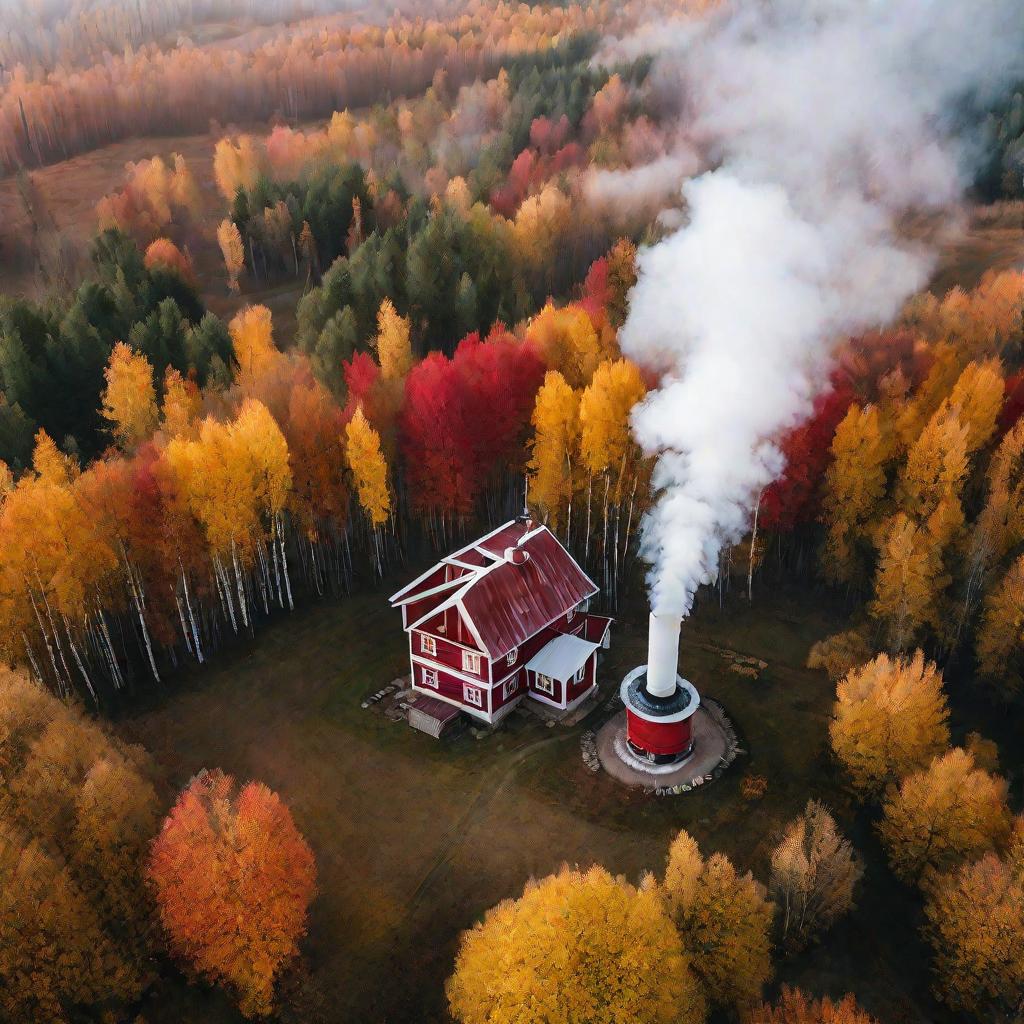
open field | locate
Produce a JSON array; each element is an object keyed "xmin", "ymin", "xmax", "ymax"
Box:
[
  {"xmin": 0, "ymin": 126, "xmax": 310, "ymax": 336},
  {"xmin": 115, "ymin": 575, "xmax": 971, "ymax": 1023}
]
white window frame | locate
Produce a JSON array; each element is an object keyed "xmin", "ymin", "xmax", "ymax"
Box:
[
  {"xmin": 573, "ymin": 664, "xmax": 586, "ymax": 685},
  {"xmin": 566, "ymin": 608, "xmax": 575, "ymax": 622},
  {"xmin": 420, "ymin": 634, "xmax": 437, "ymax": 656},
  {"xmin": 422, "ymin": 667, "xmax": 438, "ymax": 689},
  {"xmin": 462, "ymin": 651, "xmax": 481, "ymax": 674},
  {"xmin": 534, "ymin": 673, "xmax": 555, "ymax": 696},
  {"xmin": 503, "ymin": 675, "xmax": 519, "ymax": 700},
  {"xmin": 506, "ymin": 647, "xmax": 518, "ymax": 666},
  {"xmin": 463, "ymin": 684, "xmax": 483, "ymax": 707}
]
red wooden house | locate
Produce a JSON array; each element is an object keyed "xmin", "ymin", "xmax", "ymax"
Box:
[{"xmin": 389, "ymin": 519, "xmax": 612, "ymax": 726}]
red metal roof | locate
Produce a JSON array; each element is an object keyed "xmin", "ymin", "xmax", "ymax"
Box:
[
  {"xmin": 458, "ymin": 527, "xmax": 598, "ymax": 658},
  {"xmin": 391, "ymin": 520, "xmax": 599, "ymax": 659}
]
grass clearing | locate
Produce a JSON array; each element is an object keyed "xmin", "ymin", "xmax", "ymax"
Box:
[{"xmin": 116, "ymin": 575, "xmax": 953, "ymax": 1023}]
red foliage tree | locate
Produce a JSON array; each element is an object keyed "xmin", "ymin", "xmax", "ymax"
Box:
[
  {"xmin": 401, "ymin": 328, "xmax": 544, "ymax": 517},
  {"xmin": 761, "ymin": 383, "xmax": 855, "ymax": 532},
  {"xmin": 530, "ymin": 113, "xmax": 569, "ymax": 154},
  {"xmin": 579, "ymin": 255, "xmax": 611, "ymax": 327},
  {"xmin": 999, "ymin": 370, "xmax": 1024, "ymax": 434},
  {"xmin": 147, "ymin": 769, "xmax": 317, "ymax": 1017}
]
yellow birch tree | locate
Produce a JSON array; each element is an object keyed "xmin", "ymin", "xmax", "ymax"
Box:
[
  {"xmin": 663, "ymin": 830, "xmax": 774, "ymax": 1011},
  {"xmin": 878, "ymin": 747, "xmax": 1011, "ymax": 885},
  {"xmin": 374, "ymin": 298, "xmax": 414, "ymax": 381},
  {"xmin": 830, "ymin": 651, "xmax": 950, "ymax": 797},
  {"xmin": 527, "ymin": 370, "xmax": 579, "ymax": 528},
  {"xmin": 447, "ymin": 865, "xmax": 706, "ymax": 1024},
  {"xmin": 345, "ymin": 407, "xmax": 390, "ymax": 528},
  {"xmin": 822, "ymin": 404, "xmax": 888, "ymax": 585},
  {"xmin": 100, "ymin": 342, "xmax": 158, "ymax": 450},
  {"xmin": 217, "ymin": 219, "xmax": 246, "ymax": 294}
]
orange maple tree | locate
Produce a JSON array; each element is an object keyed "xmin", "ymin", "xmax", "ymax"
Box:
[{"xmin": 147, "ymin": 769, "xmax": 317, "ymax": 1017}]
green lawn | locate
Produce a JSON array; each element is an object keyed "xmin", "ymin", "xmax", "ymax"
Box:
[{"xmin": 118, "ymin": 577, "xmax": 953, "ymax": 1024}]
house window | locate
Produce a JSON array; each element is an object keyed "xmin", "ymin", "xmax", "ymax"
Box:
[
  {"xmin": 420, "ymin": 634, "xmax": 437, "ymax": 656},
  {"xmin": 463, "ymin": 684, "xmax": 483, "ymax": 707},
  {"xmin": 535, "ymin": 673, "xmax": 555, "ymax": 696},
  {"xmin": 462, "ymin": 651, "xmax": 481, "ymax": 674},
  {"xmin": 573, "ymin": 664, "xmax": 586, "ymax": 685},
  {"xmin": 506, "ymin": 647, "xmax": 518, "ymax": 666},
  {"xmin": 422, "ymin": 667, "xmax": 438, "ymax": 689},
  {"xmin": 566, "ymin": 608, "xmax": 575, "ymax": 623},
  {"xmin": 503, "ymin": 675, "xmax": 519, "ymax": 700}
]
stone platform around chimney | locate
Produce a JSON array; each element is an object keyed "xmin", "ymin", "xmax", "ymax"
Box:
[{"xmin": 595, "ymin": 706, "xmax": 730, "ymax": 791}]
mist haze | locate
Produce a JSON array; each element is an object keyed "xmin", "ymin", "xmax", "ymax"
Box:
[{"xmin": 615, "ymin": 0, "xmax": 1024, "ymax": 617}]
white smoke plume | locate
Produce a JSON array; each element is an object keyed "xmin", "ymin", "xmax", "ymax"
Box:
[{"xmin": 616, "ymin": 0, "xmax": 1024, "ymax": 617}]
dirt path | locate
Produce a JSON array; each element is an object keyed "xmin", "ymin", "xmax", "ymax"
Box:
[{"xmin": 408, "ymin": 732, "xmax": 574, "ymax": 909}]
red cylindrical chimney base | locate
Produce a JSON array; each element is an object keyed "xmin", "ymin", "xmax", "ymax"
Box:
[
  {"xmin": 619, "ymin": 665, "xmax": 700, "ymax": 766},
  {"xmin": 625, "ymin": 708, "xmax": 693, "ymax": 760}
]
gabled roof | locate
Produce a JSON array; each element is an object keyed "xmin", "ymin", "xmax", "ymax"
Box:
[{"xmin": 389, "ymin": 519, "xmax": 599, "ymax": 659}]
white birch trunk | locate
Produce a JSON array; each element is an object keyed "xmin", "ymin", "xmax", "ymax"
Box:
[
  {"xmin": 279, "ymin": 513, "xmax": 294, "ymax": 610},
  {"xmin": 95, "ymin": 604, "xmax": 124, "ymax": 690},
  {"xmin": 27, "ymin": 584, "xmax": 65, "ymax": 696},
  {"xmin": 180, "ymin": 563, "xmax": 204, "ymax": 663},
  {"xmin": 22, "ymin": 632, "xmax": 44, "ymax": 685},
  {"xmin": 37, "ymin": 574, "xmax": 75, "ymax": 698},
  {"xmin": 748, "ymin": 488, "xmax": 763, "ymax": 602},
  {"xmin": 214, "ymin": 554, "xmax": 238, "ymax": 633},
  {"xmin": 63, "ymin": 615, "xmax": 98, "ymax": 705},
  {"xmin": 231, "ymin": 539, "xmax": 249, "ymax": 629}
]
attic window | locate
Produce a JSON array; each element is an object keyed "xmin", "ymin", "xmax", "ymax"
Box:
[
  {"xmin": 566, "ymin": 608, "xmax": 575, "ymax": 623},
  {"xmin": 506, "ymin": 647, "xmax": 518, "ymax": 666},
  {"xmin": 462, "ymin": 651, "xmax": 482, "ymax": 674},
  {"xmin": 420, "ymin": 634, "xmax": 437, "ymax": 656}
]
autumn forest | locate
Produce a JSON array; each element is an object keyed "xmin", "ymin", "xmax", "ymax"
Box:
[{"xmin": 1, "ymin": 1, "xmax": 1024, "ymax": 1023}]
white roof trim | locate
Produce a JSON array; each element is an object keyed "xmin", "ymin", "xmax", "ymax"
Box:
[
  {"xmin": 456, "ymin": 597, "xmax": 488, "ymax": 653},
  {"xmin": 446, "ymin": 519, "xmax": 517, "ymax": 562},
  {"xmin": 525, "ymin": 634, "xmax": 600, "ymax": 683},
  {"xmin": 473, "ymin": 546, "xmax": 504, "ymax": 561},
  {"xmin": 396, "ymin": 520, "xmax": 599, "ymax": 659},
  {"xmin": 407, "ymin": 588, "xmax": 465, "ymax": 632},
  {"xmin": 445, "ymin": 557, "xmax": 485, "ymax": 570},
  {"xmin": 391, "ymin": 574, "xmax": 468, "ymax": 607},
  {"xmin": 389, "ymin": 520, "xmax": 516, "ymax": 603}
]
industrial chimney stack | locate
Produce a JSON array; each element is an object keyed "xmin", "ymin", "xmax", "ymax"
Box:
[{"xmin": 619, "ymin": 612, "xmax": 700, "ymax": 764}]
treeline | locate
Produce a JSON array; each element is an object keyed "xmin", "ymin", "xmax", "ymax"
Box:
[
  {"xmin": 213, "ymin": 50, "xmax": 657, "ymax": 346},
  {"xmin": 745, "ymin": 269, "xmax": 1024, "ymax": 686},
  {"xmin": 0, "ymin": 0, "xmax": 679, "ymax": 174},
  {"xmin": 447, "ymin": 803, "xmax": 867, "ymax": 1024},
  {"xmin": 0, "ymin": 0, "xmax": 420, "ymax": 74},
  {"xmin": 0, "ymin": 666, "xmax": 316, "ymax": 1022},
  {"xmin": 977, "ymin": 83, "xmax": 1024, "ymax": 200},
  {"xmin": 0, "ymin": 238, "xmax": 650, "ymax": 707},
  {"xmin": 826, "ymin": 648, "xmax": 1022, "ymax": 1019},
  {"xmin": 0, "ymin": 230, "xmax": 232, "ymax": 469}
]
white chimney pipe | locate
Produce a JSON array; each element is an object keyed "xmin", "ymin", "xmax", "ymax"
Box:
[{"xmin": 646, "ymin": 612, "xmax": 681, "ymax": 697}]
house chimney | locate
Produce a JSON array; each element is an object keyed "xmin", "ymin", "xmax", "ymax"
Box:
[{"xmin": 645, "ymin": 612, "xmax": 681, "ymax": 698}]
